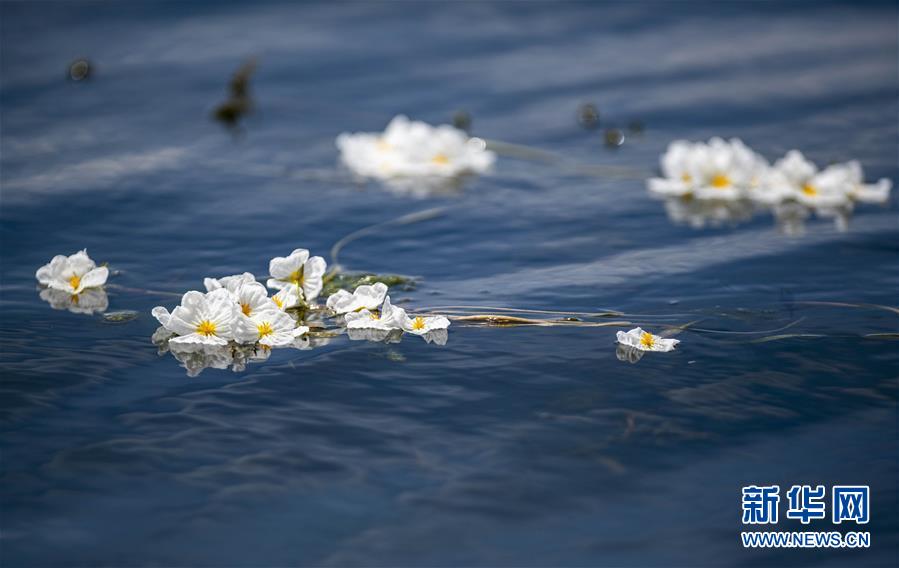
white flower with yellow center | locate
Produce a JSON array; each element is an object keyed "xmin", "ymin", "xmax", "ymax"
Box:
[
  {"xmin": 271, "ymin": 286, "xmax": 301, "ymax": 311},
  {"xmin": 36, "ymin": 249, "xmax": 109, "ymax": 295},
  {"xmin": 326, "ymin": 282, "xmax": 388, "ymax": 315},
  {"xmin": 647, "ymin": 140, "xmax": 702, "ymax": 197},
  {"xmin": 233, "ymin": 308, "xmax": 309, "ymax": 347},
  {"xmin": 233, "ymin": 281, "xmax": 277, "ymax": 318},
  {"xmin": 345, "ymin": 295, "xmax": 403, "ymax": 331},
  {"xmin": 687, "ymin": 138, "xmax": 768, "ymax": 201},
  {"xmin": 336, "ymin": 115, "xmax": 496, "ymax": 180},
  {"xmin": 398, "ymin": 311, "xmax": 451, "ymax": 336},
  {"xmin": 761, "ymin": 150, "xmax": 856, "ymax": 210},
  {"xmin": 151, "ymin": 288, "xmax": 237, "ymax": 346},
  {"xmin": 203, "ymin": 272, "xmax": 256, "ymax": 298},
  {"xmin": 616, "ymin": 327, "xmax": 679, "ymax": 353},
  {"xmin": 266, "ymin": 248, "xmax": 327, "ymax": 302}
]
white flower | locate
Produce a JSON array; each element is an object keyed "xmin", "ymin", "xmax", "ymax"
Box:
[
  {"xmin": 326, "ymin": 283, "xmax": 388, "ymax": 314},
  {"xmin": 336, "ymin": 115, "xmax": 496, "ymax": 180},
  {"xmin": 271, "ymin": 286, "xmax": 301, "ymax": 311},
  {"xmin": 36, "ymin": 249, "xmax": 109, "ymax": 294},
  {"xmin": 616, "ymin": 327, "xmax": 679, "ymax": 352},
  {"xmin": 40, "ymin": 287, "xmax": 108, "ymax": 315},
  {"xmin": 761, "ymin": 151, "xmax": 852, "ymax": 209},
  {"xmin": 647, "ymin": 140, "xmax": 701, "ymax": 197},
  {"xmin": 345, "ymin": 295, "xmax": 404, "ymax": 330},
  {"xmin": 398, "ymin": 311, "xmax": 451, "ymax": 336},
  {"xmin": 648, "ymin": 138, "xmax": 766, "ymax": 201},
  {"xmin": 151, "ymin": 288, "xmax": 237, "ymax": 346},
  {"xmin": 843, "ymin": 161, "xmax": 892, "ymax": 204},
  {"xmin": 203, "ymin": 272, "xmax": 256, "ymax": 297},
  {"xmin": 266, "ymin": 248, "xmax": 327, "ymax": 302},
  {"xmin": 234, "ymin": 281, "xmax": 277, "ymax": 318},
  {"xmin": 233, "ymin": 307, "xmax": 309, "ymax": 347}
]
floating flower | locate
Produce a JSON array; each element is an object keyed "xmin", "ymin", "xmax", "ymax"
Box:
[
  {"xmin": 648, "ymin": 138, "xmax": 766, "ymax": 201},
  {"xmin": 151, "ymin": 289, "xmax": 237, "ymax": 346},
  {"xmin": 203, "ymin": 272, "xmax": 256, "ymax": 297},
  {"xmin": 39, "ymin": 287, "xmax": 109, "ymax": 315},
  {"xmin": 233, "ymin": 308, "xmax": 309, "ymax": 347},
  {"xmin": 233, "ymin": 281, "xmax": 277, "ymax": 318},
  {"xmin": 336, "ymin": 115, "xmax": 495, "ymax": 180},
  {"xmin": 345, "ymin": 295, "xmax": 403, "ymax": 330},
  {"xmin": 762, "ymin": 151, "xmax": 852, "ymax": 209},
  {"xmin": 266, "ymin": 248, "xmax": 327, "ymax": 302},
  {"xmin": 843, "ymin": 161, "xmax": 892, "ymax": 204},
  {"xmin": 326, "ymin": 282, "xmax": 388, "ymax": 315},
  {"xmin": 271, "ymin": 286, "xmax": 301, "ymax": 311},
  {"xmin": 36, "ymin": 249, "xmax": 109, "ymax": 295},
  {"xmin": 616, "ymin": 327, "xmax": 679, "ymax": 353},
  {"xmin": 398, "ymin": 311, "xmax": 451, "ymax": 336}
]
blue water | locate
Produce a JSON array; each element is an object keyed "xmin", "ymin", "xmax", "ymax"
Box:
[{"xmin": 1, "ymin": 2, "xmax": 897, "ymax": 566}]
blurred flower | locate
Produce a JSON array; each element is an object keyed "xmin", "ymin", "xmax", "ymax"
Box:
[
  {"xmin": 233, "ymin": 308, "xmax": 309, "ymax": 347},
  {"xmin": 616, "ymin": 327, "xmax": 679, "ymax": 352},
  {"xmin": 648, "ymin": 138, "xmax": 765, "ymax": 201},
  {"xmin": 36, "ymin": 249, "xmax": 108, "ymax": 294},
  {"xmin": 266, "ymin": 248, "xmax": 327, "ymax": 302},
  {"xmin": 336, "ymin": 115, "xmax": 495, "ymax": 180},
  {"xmin": 844, "ymin": 161, "xmax": 892, "ymax": 204},
  {"xmin": 151, "ymin": 289, "xmax": 237, "ymax": 346},
  {"xmin": 39, "ymin": 287, "xmax": 109, "ymax": 315},
  {"xmin": 327, "ymin": 282, "xmax": 388, "ymax": 314}
]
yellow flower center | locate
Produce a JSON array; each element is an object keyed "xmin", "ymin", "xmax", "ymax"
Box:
[
  {"xmin": 640, "ymin": 332, "xmax": 655, "ymax": 349},
  {"xmin": 369, "ymin": 312, "xmax": 381, "ymax": 320},
  {"xmin": 377, "ymin": 139, "xmax": 391, "ymax": 151},
  {"xmin": 431, "ymin": 153, "xmax": 450, "ymax": 165},
  {"xmin": 241, "ymin": 303, "xmax": 252, "ymax": 316},
  {"xmin": 256, "ymin": 322, "xmax": 274, "ymax": 338},
  {"xmin": 272, "ymin": 296, "xmax": 283, "ymax": 308},
  {"xmin": 412, "ymin": 316, "xmax": 426, "ymax": 330},
  {"xmin": 68, "ymin": 274, "xmax": 81, "ymax": 290},
  {"xmin": 289, "ymin": 269, "xmax": 304, "ymax": 286},
  {"xmin": 681, "ymin": 173, "xmax": 692, "ymax": 183},
  {"xmin": 196, "ymin": 320, "xmax": 217, "ymax": 337},
  {"xmin": 802, "ymin": 183, "xmax": 818, "ymax": 196},
  {"xmin": 710, "ymin": 174, "xmax": 731, "ymax": 188}
]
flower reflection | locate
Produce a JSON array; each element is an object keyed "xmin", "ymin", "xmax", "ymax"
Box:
[
  {"xmin": 616, "ymin": 343, "xmax": 645, "ymax": 364},
  {"xmin": 39, "ymin": 287, "xmax": 109, "ymax": 315},
  {"xmin": 347, "ymin": 327, "xmax": 404, "ymax": 344},
  {"xmin": 662, "ymin": 196, "xmax": 755, "ymax": 229}
]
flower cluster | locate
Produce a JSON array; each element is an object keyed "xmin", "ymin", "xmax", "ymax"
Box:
[
  {"xmin": 648, "ymin": 138, "xmax": 891, "ymax": 231},
  {"xmin": 145, "ymin": 246, "xmax": 452, "ymax": 376},
  {"xmin": 35, "ymin": 249, "xmax": 109, "ymax": 314},
  {"xmin": 336, "ymin": 115, "xmax": 496, "ymax": 196}
]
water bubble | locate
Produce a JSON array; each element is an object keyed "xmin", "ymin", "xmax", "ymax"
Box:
[
  {"xmin": 68, "ymin": 59, "xmax": 91, "ymax": 81},
  {"xmin": 604, "ymin": 128, "xmax": 625, "ymax": 148}
]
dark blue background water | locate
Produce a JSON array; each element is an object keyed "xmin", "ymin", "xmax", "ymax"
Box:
[{"xmin": 1, "ymin": 2, "xmax": 897, "ymax": 566}]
